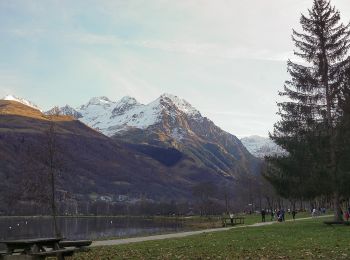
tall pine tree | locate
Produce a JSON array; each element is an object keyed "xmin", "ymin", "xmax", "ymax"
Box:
[{"xmin": 266, "ymin": 0, "xmax": 350, "ymax": 221}]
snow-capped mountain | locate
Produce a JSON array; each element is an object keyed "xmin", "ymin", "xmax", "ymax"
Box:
[
  {"xmin": 47, "ymin": 93, "xmax": 261, "ymax": 178},
  {"xmin": 73, "ymin": 94, "xmax": 201, "ymax": 136},
  {"xmin": 2, "ymin": 95, "xmax": 41, "ymax": 111},
  {"xmin": 46, "ymin": 105, "xmax": 82, "ymax": 119},
  {"xmin": 241, "ymin": 135, "xmax": 284, "ymax": 158},
  {"xmin": 0, "ymin": 98, "xmax": 224, "ymax": 203}
]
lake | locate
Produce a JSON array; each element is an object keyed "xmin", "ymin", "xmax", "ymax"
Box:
[{"xmin": 0, "ymin": 216, "xmax": 186, "ymax": 241}]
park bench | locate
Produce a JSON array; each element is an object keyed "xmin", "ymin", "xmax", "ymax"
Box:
[
  {"xmin": 222, "ymin": 217, "xmax": 245, "ymax": 227},
  {"xmin": 0, "ymin": 238, "xmax": 92, "ymax": 260}
]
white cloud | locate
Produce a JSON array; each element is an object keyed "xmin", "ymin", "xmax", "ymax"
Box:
[
  {"xmin": 64, "ymin": 32, "xmax": 293, "ymax": 62},
  {"xmin": 65, "ymin": 33, "xmax": 122, "ymax": 45}
]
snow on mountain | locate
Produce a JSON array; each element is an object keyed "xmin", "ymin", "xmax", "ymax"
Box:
[
  {"xmin": 112, "ymin": 96, "xmax": 140, "ymax": 116},
  {"xmin": 2, "ymin": 95, "xmax": 41, "ymax": 111},
  {"xmin": 7, "ymin": 93, "xmax": 261, "ymax": 178},
  {"xmin": 159, "ymin": 93, "xmax": 201, "ymax": 117},
  {"xmin": 73, "ymin": 94, "xmax": 201, "ymax": 136},
  {"xmin": 241, "ymin": 135, "xmax": 284, "ymax": 158},
  {"xmin": 46, "ymin": 105, "xmax": 82, "ymax": 119}
]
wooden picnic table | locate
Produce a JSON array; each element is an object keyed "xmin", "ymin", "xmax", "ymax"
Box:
[
  {"xmin": 222, "ymin": 216, "xmax": 245, "ymax": 227},
  {"xmin": 0, "ymin": 237, "xmax": 75, "ymax": 260}
]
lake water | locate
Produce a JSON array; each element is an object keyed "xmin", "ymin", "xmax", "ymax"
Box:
[{"xmin": 0, "ymin": 216, "xmax": 185, "ymax": 241}]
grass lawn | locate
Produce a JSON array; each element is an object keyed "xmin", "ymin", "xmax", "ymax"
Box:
[{"xmin": 71, "ymin": 216, "xmax": 350, "ymax": 259}]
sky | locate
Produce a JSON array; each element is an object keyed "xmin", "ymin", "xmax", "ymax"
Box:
[{"xmin": 1, "ymin": 0, "xmax": 350, "ymax": 137}]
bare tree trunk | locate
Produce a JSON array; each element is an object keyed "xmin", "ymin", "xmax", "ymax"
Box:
[
  {"xmin": 333, "ymin": 192, "xmax": 343, "ymax": 222},
  {"xmin": 224, "ymin": 193, "xmax": 229, "ymax": 214},
  {"xmin": 50, "ymin": 167, "xmax": 59, "ymax": 237},
  {"xmin": 47, "ymin": 119, "xmax": 61, "ymax": 237},
  {"xmin": 290, "ymin": 199, "xmax": 296, "ymax": 211}
]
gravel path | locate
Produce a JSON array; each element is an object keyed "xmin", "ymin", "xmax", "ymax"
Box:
[{"xmin": 91, "ymin": 214, "xmax": 332, "ymax": 247}]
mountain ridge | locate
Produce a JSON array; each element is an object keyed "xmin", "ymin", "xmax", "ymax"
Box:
[
  {"xmin": 60, "ymin": 93, "xmax": 261, "ymax": 178},
  {"xmin": 3, "ymin": 94, "xmax": 262, "ymax": 178},
  {"xmin": 0, "ymin": 100, "xmax": 233, "ymax": 206},
  {"xmin": 241, "ymin": 135, "xmax": 284, "ymax": 158},
  {"xmin": 3, "ymin": 95, "xmax": 42, "ymax": 111}
]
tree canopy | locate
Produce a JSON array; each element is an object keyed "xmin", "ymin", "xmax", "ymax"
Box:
[{"xmin": 265, "ymin": 0, "xmax": 350, "ymax": 221}]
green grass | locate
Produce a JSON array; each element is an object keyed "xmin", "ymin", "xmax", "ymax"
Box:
[{"xmin": 71, "ymin": 216, "xmax": 350, "ymax": 259}]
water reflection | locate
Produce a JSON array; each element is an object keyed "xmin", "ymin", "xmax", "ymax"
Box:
[{"xmin": 0, "ymin": 217, "xmax": 184, "ymax": 240}]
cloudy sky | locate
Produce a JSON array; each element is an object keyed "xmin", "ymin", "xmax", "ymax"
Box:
[{"xmin": 1, "ymin": 0, "xmax": 350, "ymax": 137}]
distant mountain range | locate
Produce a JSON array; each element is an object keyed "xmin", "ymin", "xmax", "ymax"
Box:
[
  {"xmin": 46, "ymin": 94, "xmax": 260, "ymax": 177},
  {"xmin": 46, "ymin": 94, "xmax": 209, "ymax": 136},
  {"xmin": 240, "ymin": 135, "xmax": 283, "ymax": 158},
  {"xmin": 0, "ymin": 94, "xmax": 263, "ymax": 211}
]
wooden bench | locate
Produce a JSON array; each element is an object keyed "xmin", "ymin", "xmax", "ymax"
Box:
[
  {"xmin": 222, "ymin": 217, "xmax": 245, "ymax": 227},
  {"xmin": 0, "ymin": 238, "xmax": 90, "ymax": 260}
]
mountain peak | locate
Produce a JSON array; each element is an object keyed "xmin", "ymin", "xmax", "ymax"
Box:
[
  {"xmin": 79, "ymin": 96, "xmax": 115, "ymax": 111},
  {"xmin": 159, "ymin": 93, "xmax": 177, "ymax": 99},
  {"xmin": 2, "ymin": 94, "xmax": 41, "ymax": 111},
  {"xmin": 241, "ymin": 135, "xmax": 284, "ymax": 158},
  {"xmin": 75, "ymin": 93, "xmax": 204, "ymax": 136},
  {"xmin": 88, "ymin": 96, "xmax": 113, "ymax": 105},
  {"xmin": 157, "ymin": 93, "xmax": 200, "ymax": 117},
  {"xmin": 112, "ymin": 96, "xmax": 141, "ymax": 117},
  {"xmin": 46, "ymin": 105, "xmax": 82, "ymax": 119},
  {"xmin": 241, "ymin": 135, "xmax": 268, "ymax": 142},
  {"xmin": 117, "ymin": 96, "xmax": 139, "ymax": 105}
]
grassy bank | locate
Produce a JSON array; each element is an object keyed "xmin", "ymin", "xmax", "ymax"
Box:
[
  {"xmin": 88, "ymin": 211, "xmax": 319, "ymax": 241},
  {"xmin": 71, "ymin": 216, "xmax": 348, "ymax": 259}
]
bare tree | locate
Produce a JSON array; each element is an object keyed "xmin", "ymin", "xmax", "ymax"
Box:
[
  {"xmin": 43, "ymin": 115, "xmax": 63, "ymax": 237},
  {"xmin": 19, "ymin": 115, "xmax": 64, "ymax": 236},
  {"xmin": 192, "ymin": 182, "xmax": 217, "ymax": 216}
]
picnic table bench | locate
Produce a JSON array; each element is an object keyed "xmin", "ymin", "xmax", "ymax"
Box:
[
  {"xmin": 0, "ymin": 238, "xmax": 91, "ymax": 260},
  {"xmin": 222, "ymin": 216, "xmax": 245, "ymax": 227}
]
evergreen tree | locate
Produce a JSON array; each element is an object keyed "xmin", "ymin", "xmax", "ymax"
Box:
[{"xmin": 266, "ymin": 0, "xmax": 350, "ymax": 221}]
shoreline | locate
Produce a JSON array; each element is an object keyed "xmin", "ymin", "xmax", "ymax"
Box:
[{"xmin": 91, "ymin": 215, "xmax": 333, "ymax": 247}]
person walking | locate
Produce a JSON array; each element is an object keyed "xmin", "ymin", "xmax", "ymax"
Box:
[
  {"xmin": 292, "ymin": 209, "xmax": 296, "ymax": 221},
  {"xmin": 229, "ymin": 212, "xmax": 234, "ymax": 225},
  {"xmin": 271, "ymin": 210, "xmax": 274, "ymax": 221},
  {"xmin": 277, "ymin": 209, "xmax": 282, "ymax": 222},
  {"xmin": 345, "ymin": 211, "xmax": 350, "ymax": 222},
  {"xmin": 312, "ymin": 208, "xmax": 316, "ymax": 217},
  {"xmin": 261, "ymin": 209, "xmax": 266, "ymax": 222}
]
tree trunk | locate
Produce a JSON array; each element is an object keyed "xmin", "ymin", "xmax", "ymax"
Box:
[
  {"xmin": 51, "ymin": 168, "xmax": 60, "ymax": 237},
  {"xmin": 224, "ymin": 193, "xmax": 229, "ymax": 214},
  {"xmin": 333, "ymin": 192, "xmax": 343, "ymax": 222}
]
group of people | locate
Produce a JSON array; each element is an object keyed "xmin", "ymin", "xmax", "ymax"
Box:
[
  {"xmin": 311, "ymin": 206, "xmax": 350, "ymax": 221},
  {"xmin": 345, "ymin": 208, "xmax": 350, "ymax": 221},
  {"xmin": 261, "ymin": 208, "xmax": 297, "ymax": 222},
  {"xmin": 257, "ymin": 206, "xmax": 350, "ymax": 223},
  {"xmin": 311, "ymin": 207, "xmax": 327, "ymax": 217}
]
